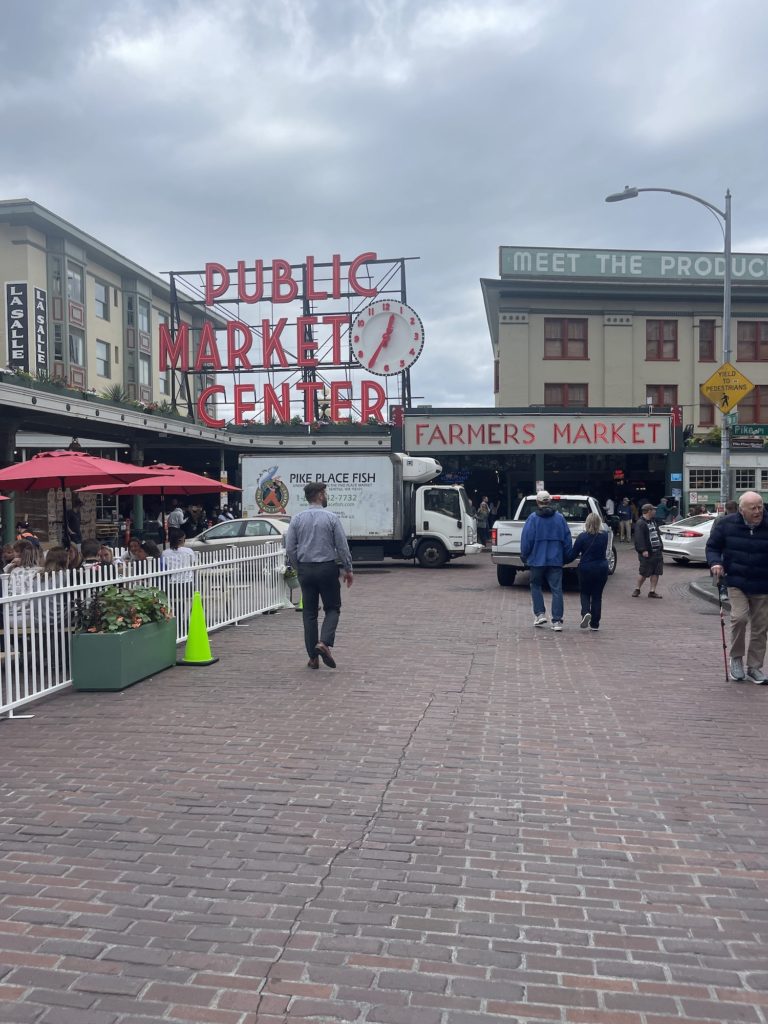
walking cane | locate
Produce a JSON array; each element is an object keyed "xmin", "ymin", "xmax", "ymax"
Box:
[{"xmin": 713, "ymin": 575, "xmax": 729, "ymax": 683}]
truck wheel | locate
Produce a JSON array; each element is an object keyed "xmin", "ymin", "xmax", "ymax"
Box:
[
  {"xmin": 496, "ymin": 565, "xmax": 516, "ymax": 587},
  {"xmin": 608, "ymin": 546, "xmax": 618, "ymax": 575},
  {"xmin": 416, "ymin": 539, "xmax": 448, "ymax": 568}
]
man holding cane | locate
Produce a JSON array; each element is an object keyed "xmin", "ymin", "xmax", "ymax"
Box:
[{"xmin": 706, "ymin": 491, "xmax": 768, "ymax": 684}]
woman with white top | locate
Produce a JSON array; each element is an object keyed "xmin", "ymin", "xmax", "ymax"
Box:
[{"xmin": 161, "ymin": 527, "xmax": 197, "ymax": 628}]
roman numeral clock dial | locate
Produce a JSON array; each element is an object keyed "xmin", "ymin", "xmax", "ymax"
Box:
[{"xmin": 352, "ymin": 300, "xmax": 425, "ymax": 376}]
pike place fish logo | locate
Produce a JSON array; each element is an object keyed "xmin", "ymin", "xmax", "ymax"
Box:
[{"xmin": 255, "ymin": 466, "xmax": 289, "ymax": 513}]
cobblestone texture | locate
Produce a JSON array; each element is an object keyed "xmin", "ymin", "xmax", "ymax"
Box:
[{"xmin": 1, "ymin": 555, "xmax": 768, "ymax": 1023}]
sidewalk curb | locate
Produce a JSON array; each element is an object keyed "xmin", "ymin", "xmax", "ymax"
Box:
[{"xmin": 689, "ymin": 574, "xmax": 730, "ymax": 610}]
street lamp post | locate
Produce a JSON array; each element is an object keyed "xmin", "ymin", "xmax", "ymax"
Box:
[{"xmin": 606, "ymin": 185, "xmax": 732, "ymax": 507}]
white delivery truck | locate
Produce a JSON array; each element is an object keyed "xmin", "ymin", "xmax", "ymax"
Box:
[{"xmin": 240, "ymin": 452, "xmax": 482, "ymax": 567}]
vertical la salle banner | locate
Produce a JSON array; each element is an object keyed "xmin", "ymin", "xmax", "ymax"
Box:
[{"xmin": 5, "ymin": 282, "xmax": 29, "ymax": 371}]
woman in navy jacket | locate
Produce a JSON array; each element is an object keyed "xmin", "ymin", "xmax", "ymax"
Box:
[{"xmin": 571, "ymin": 513, "xmax": 609, "ymax": 631}]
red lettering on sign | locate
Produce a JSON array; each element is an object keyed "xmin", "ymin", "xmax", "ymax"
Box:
[
  {"xmin": 632, "ymin": 423, "xmax": 644, "ymax": 444},
  {"xmin": 227, "ymin": 322, "xmax": 253, "ymax": 370},
  {"xmin": 193, "ymin": 322, "xmax": 222, "ymax": 371},
  {"xmin": 573, "ymin": 423, "xmax": 591, "ymax": 444},
  {"xmin": 611, "ymin": 423, "xmax": 626, "ymax": 444},
  {"xmin": 487, "ymin": 423, "xmax": 501, "ymax": 445},
  {"xmin": 323, "ymin": 314, "xmax": 349, "ymax": 364},
  {"xmin": 296, "ymin": 316, "xmax": 319, "ymax": 366},
  {"xmin": 237, "ymin": 260, "xmax": 265, "ymax": 303},
  {"xmin": 262, "ymin": 318, "xmax": 290, "ymax": 367},
  {"xmin": 360, "ymin": 380, "xmax": 386, "ymax": 422},
  {"xmin": 348, "ymin": 252, "xmax": 378, "ymax": 298},
  {"xmin": 234, "ymin": 384, "xmax": 256, "ymax": 424},
  {"xmin": 449, "ymin": 423, "xmax": 464, "ymax": 444},
  {"xmin": 503, "ymin": 423, "xmax": 518, "ymax": 444},
  {"xmin": 428, "ymin": 424, "xmax": 448, "ymax": 446},
  {"xmin": 159, "ymin": 322, "xmax": 188, "ymax": 371},
  {"xmin": 330, "ymin": 380, "xmax": 353, "ymax": 420},
  {"xmin": 272, "ymin": 259, "xmax": 298, "ymax": 303},
  {"xmin": 553, "ymin": 423, "xmax": 571, "ymax": 443},
  {"xmin": 198, "ymin": 384, "xmax": 226, "ymax": 428},
  {"xmin": 593, "ymin": 422, "xmax": 608, "ymax": 444},
  {"xmin": 264, "ymin": 383, "xmax": 290, "ymax": 423},
  {"xmin": 304, "ymin": 255, "xmax": 328, "ymax": 301},
  {"xmin": 296, "ymin": 381, "xmax": 324, "ymax": 421},
  {"xmin": 204, "ymin": 262, "xmax": 228, "ymax": 304},
  {"xmin": 522, "ymin": 423, "xmax": 536, "ymax": 444}
]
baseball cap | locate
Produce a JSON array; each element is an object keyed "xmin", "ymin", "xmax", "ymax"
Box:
[{"xmin": 536, "ymin": 490, "xmax": 551, "ymax": 504}]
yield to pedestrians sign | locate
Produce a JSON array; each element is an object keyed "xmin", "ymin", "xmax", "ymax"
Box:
[{"xmin": 700, "ymin": 362, "xmax": 755, "ymax": 415}]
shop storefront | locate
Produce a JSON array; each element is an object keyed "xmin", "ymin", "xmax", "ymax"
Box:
[{"xmin": 404, "ymin": 409, "xmax": 680, "ymax": 514}]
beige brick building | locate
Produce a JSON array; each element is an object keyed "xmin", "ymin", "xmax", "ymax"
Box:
[{"xmin": 1, "ymin": 198, "xmax": 217, "ymax": 408}]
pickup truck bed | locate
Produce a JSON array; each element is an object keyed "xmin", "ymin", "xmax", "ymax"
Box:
[{"xmin": 491, "ymin": 495, "xmax": 617, "ymax": 586}]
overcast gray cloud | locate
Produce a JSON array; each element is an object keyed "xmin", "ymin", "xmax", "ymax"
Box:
[{"xmin": 3, "ymin": 0, "xmax": 768, "ymax": 408}]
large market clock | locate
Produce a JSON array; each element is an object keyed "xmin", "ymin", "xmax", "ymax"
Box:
[{"xmin": 352, "ymin": 300, "xmax": 425, "ymax": 376}]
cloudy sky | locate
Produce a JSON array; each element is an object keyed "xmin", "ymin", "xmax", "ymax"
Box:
[{"xmin": 3, "ymin": 0, "xmax": 768, "ymax": 411}]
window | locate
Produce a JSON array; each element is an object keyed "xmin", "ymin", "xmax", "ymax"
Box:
[
  {"xmin": 95, "ymin": 493, "xmax": 117, "ymax": 521},
  {"xmin": 544, "ymin": 383, "xmax": 588, "ymax": 408},
  {"xmin": 544, "ymin": 318, "xmax": 588, "ymax": 359},
  {"xmin": 646, "ymin": 385, "xmax": 678, "ymax": 407},
  {"xmin": 424, "ymin": 489, "xmax": 460, "ymax": 519},
  {"xmin": 646, "ymin": 320, "xmax": 677, "ymax": 360},
  {"xmin": 67, "ymin": 262, "xmax": 84, "ymax": 304},
  {"xmin": 689, "ymin": 468, "xmax": 720, "ymax": 490},
  {"xmin": 159, "ymin": 370, "xmax": 170, "ymax": 395},
  {"xmin": 68, "ymin": 327, "xmax": 85, "ymax": 365},
  {"xmin": 126, "ymin": 295, "xmax": 135, "ymax": 327},
  {"xmin": 51, "ymin": 258, "xmax": 62, "ymax": 297},
  {"xmin": 244, "ymin": 520, "xmax": 281, "ymax": 537},
  {"xmin": 94, "ymin": 280, "xmax": 110, "ymax": 320},
  {"xmin": 698, "ymin": 319, "xmax": 716, "ymax": 361},
  {"xmin": 737, "ymin": 384, "xmax": 768, "ymax": 424},
  {"xmin": 138, "ymin": 299, "xmax": 150, "ymax": 334},
  {"xmin": 155, "ymin": 309, "xmax": 169, "ymax": 330},
  {"xmin": 736, "ymin": 469, "xmax": 756, "ymax": 490},
  {"xmin": 761, "ymin": 469, "xmax": 768, "ymax": 490},
  {"xmin": 699, "ymin": 401, "xmax": 715, "ymax": 427},
  {"xmin": 139, "ymin": 353, "xmax": 151, "ymax": 387},
  {"xmin": 96, "ymin": 339, "xmax": 111, "ymax": 378},
  {"xmin": 736, "ymin": 321, "xmax": 768, "ymax": 361},
  {"xmin": 53, "ymin": 325, "xmax": 63, "ymax": 361}
]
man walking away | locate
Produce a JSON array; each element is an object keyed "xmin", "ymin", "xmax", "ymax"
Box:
[
  {"xmin": 520, "ymin": 490, "xmax": 574, "ymax": 631},
  {"xmin": 285, "ymin": 482, "xmax": 354, "ymax": 669},
  {"xmin": 706, "ymin": 491, "xmax": 768, "ymax": 684},
  {"xmin": 633, "ymin": 503, "xmax": 664, "ymax": 598}
]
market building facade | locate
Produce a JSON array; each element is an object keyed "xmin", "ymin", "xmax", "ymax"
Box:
[{"xmin": 472, "ymin": 245, "xmax": 768, "ymax": 511}]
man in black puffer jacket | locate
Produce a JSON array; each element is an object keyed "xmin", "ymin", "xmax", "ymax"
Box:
[{"xmin": 706, "ymin": 491, "xmax": 768, "ymax": 684}]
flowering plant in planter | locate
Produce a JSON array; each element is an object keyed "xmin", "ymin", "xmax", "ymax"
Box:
[{"xmin": 73, "ymin": 585, "xmax": 172, "ymax": 634}]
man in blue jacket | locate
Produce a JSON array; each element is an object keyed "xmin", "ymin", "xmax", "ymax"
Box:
[
  {"xmin": 520, "ymin": 490, "xmax": 574, "ymax": 631},
  {"xmin": 706, "ymin": 491, "xmax": 768, "ymax": 684}
]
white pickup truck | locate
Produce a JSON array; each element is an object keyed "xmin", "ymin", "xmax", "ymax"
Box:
[{"xmin": 491, "ymin": 494, "xmax": 617, "ymax": 586}]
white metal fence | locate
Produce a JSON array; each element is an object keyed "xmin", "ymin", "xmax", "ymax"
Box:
[{"xmin": 0, "ymin": 541, "xmax": 291, "ymax": 718}]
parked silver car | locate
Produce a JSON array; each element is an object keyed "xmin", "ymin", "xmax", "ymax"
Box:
[
  {"xmin": 187, "ymin": 516, "xmax": 289, "ymax": 553},
  {"xmin": 660, "ymin": 514, "xmax": 718, "ymax": 565}
]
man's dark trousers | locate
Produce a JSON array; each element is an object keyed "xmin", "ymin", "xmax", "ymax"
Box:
[{"xmin": 296, "ymin": 561, "xmax": 342, "ymax": 658}]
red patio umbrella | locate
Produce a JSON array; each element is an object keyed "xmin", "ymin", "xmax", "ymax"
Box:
[
  {"xmin": 0, "ymin": 450, "xmax": 150, "ymax": 547},
  {"xmin": 78, "ymin": 470, "xmax": 240, "ymax": 540}
]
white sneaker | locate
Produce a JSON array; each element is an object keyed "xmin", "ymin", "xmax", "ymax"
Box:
[
  {"xmin": 580, "ymin": 612, "xmax": 591, "ymax": 629},
  {"xmin": 747, "ymin": 665, "xmax": 768, "ymax": 684},
  {"xmin": 534, "ymin": 614, "xmax": 548, "ymax": 627},
  {"xmin": 551, "ymin": 621, "xmax": 563, "ymax": 631}
]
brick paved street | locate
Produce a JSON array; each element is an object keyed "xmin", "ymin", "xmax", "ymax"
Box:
[{"xmin": 2, "ymin": 552, "xmax": 768, "ymax": 1024}]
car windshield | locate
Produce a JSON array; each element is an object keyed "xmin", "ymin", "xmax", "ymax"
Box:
[
  {"xmin": 204, "ymin": 521, "xmax": 242, "ymax": 539},
  {"xmin": 519, "ymin": 498, "xmax": 593, "ymax": 522}
]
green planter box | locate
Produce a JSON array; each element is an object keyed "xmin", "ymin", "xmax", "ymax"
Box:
[{"xmin": 71, "ymin": 619, "xmax": 178, "ymax": 691}]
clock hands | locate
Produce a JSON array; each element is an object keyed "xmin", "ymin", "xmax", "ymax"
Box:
[{"xmin": 368, "ymin": 314, "xmax": 395, "ymax": 369}]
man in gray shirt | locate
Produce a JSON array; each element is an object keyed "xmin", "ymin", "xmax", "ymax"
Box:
[{"xmin": 285, "ymin": 481, "xmax": 354, "ymax": 669}]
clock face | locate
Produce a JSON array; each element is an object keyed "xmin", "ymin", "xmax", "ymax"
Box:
[{"xmin": 352, "ymin": 300, "xmax": 425, "ymax": 376}]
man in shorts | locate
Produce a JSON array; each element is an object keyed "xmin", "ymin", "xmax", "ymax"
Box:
[{"xmin": 632, "ymin": 502, "xmax": 664, "ymax": 598}]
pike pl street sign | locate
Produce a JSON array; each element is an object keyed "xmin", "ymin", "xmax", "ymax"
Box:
[{"xmin": 700, "ymin": 362, "xmax": 755, "ymax": 415}]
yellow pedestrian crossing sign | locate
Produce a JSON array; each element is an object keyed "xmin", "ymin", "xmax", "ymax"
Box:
[{"xmin": 700, "ymin": 362, "xmax": 755, "ymax": 415}]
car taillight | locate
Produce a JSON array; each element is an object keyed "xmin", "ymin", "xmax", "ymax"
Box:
[
  {"xmin": 679, "ymin": 530, "xmax": 703, "ymax": 537},
  {"xmin": 490, "ymin": 527, "xmax": 497, "ymax": 544}
]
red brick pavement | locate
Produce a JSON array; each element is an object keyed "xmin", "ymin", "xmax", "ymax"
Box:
[{"xmin": 1, "ymin": 553, "xmax": 768, "ymax": 1024}]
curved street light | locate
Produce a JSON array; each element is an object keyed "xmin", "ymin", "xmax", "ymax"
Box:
[{"xmin": 606, "ymin": 185, "xmax": 732, "ymax": 507}]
